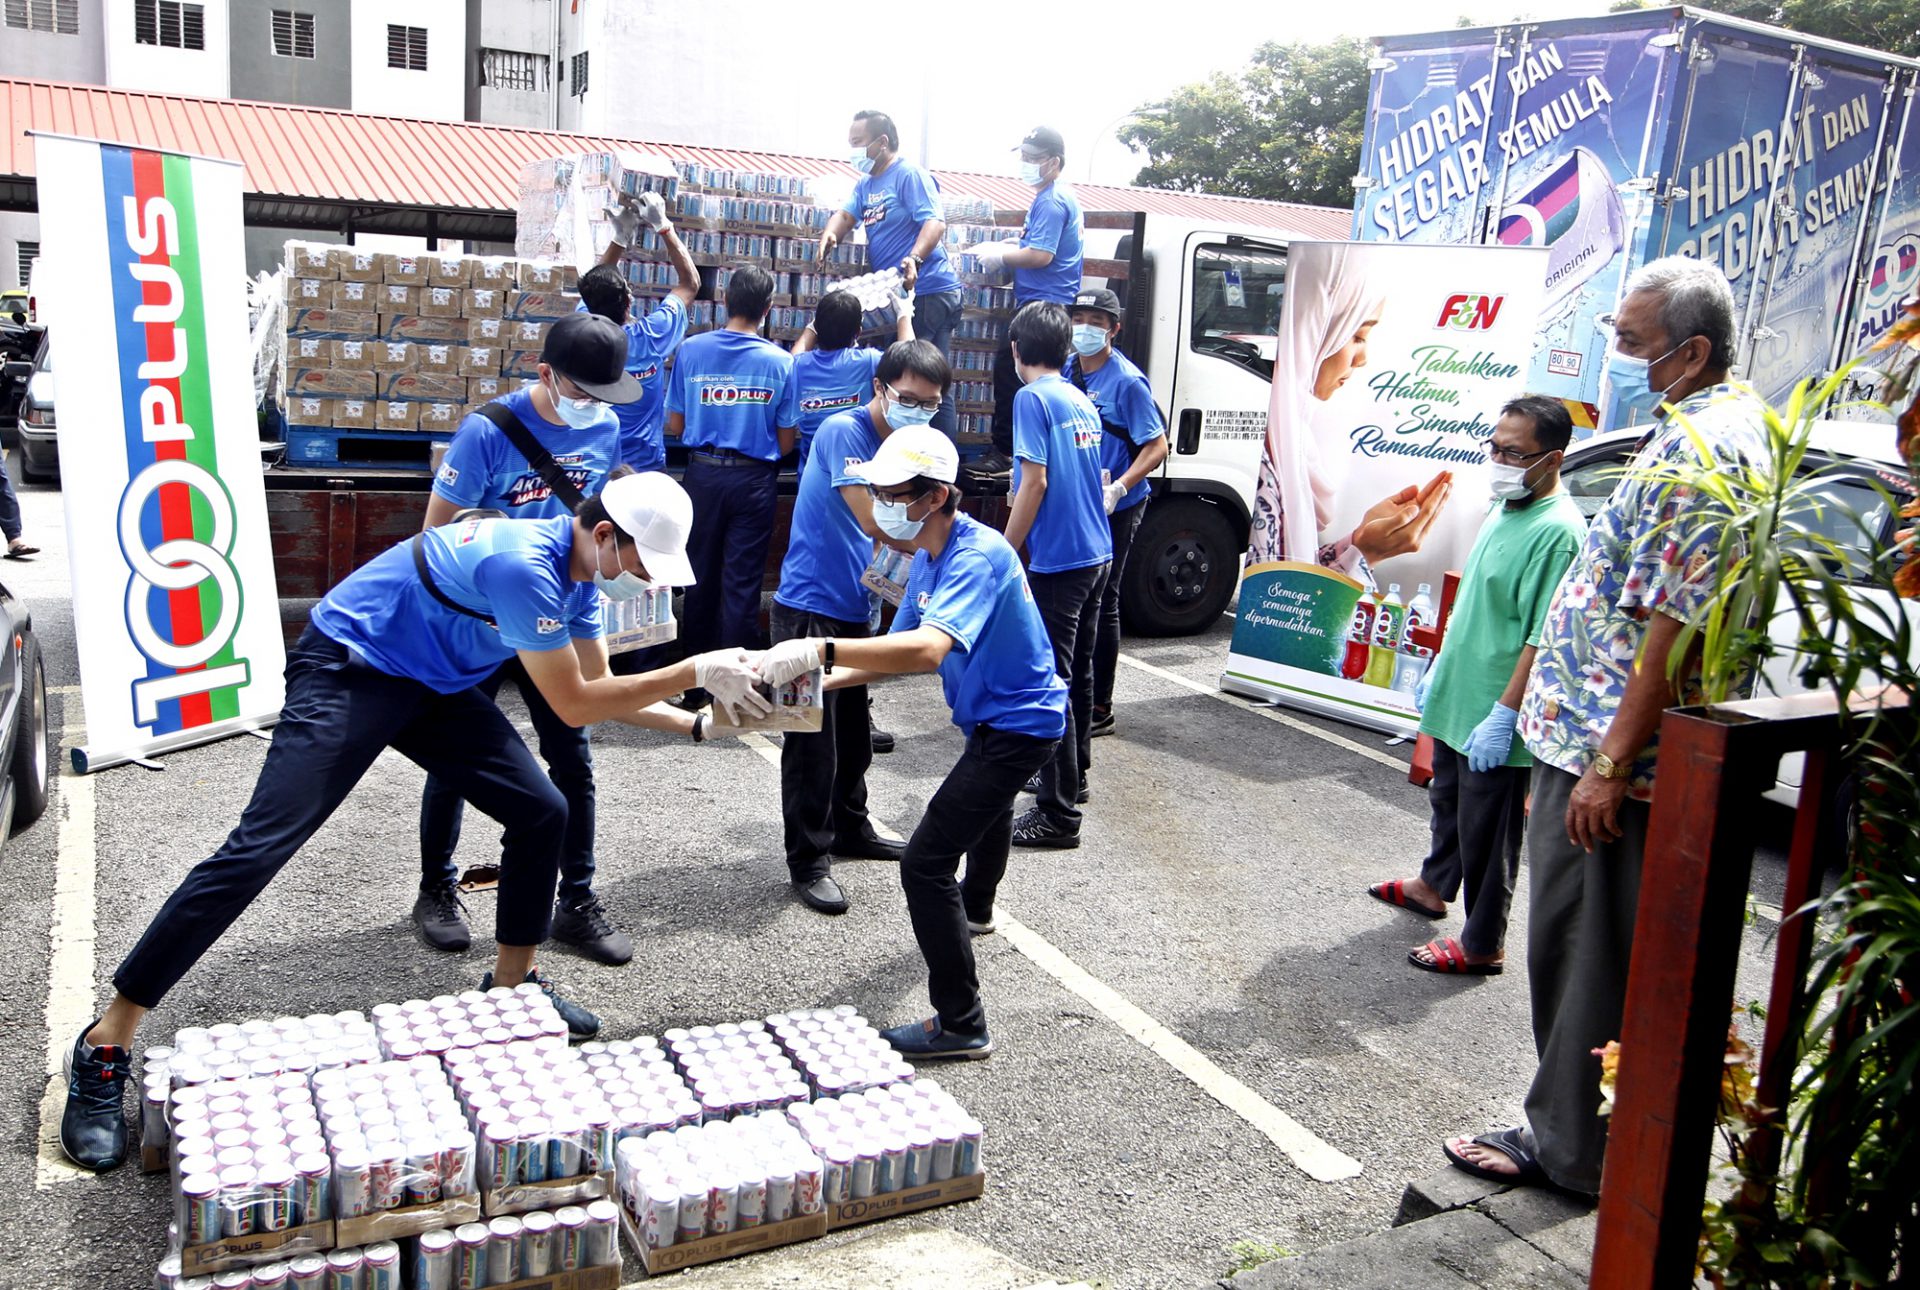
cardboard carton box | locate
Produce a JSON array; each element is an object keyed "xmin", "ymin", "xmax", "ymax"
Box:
[
  {"xmin": 469, "ymin": 376, "xmax": 505, "ymax": 403},
  {"xmin": 330, "ymin": 339, "xmax": 374, "ymax": 367},
  {"xmin": 286, "ymin": 336, "xmax": 331, "ymax": 365},
  {"xmin": 381, "ymin": 252, "xmax": 430, "ymax": 286},
  {"xmin": 416, "ymin": 342, "xmax": 464, "ymax": 376},
  {"xmin": 333, "ymin": 398, "xmax": 377, "ymax": 430},
  {"xmin": 507, "ymin": 320, "xmax": 552, "ymax": 349},
  {"xmin": 460, "ymin": 345, "xmax": 500, "ymax": 377},
  {"xmin": 373, "ymin": 282, "xmax": 416, "ymax": 314},
  {"xmin": 286, "ymin": 309, "xmax": 378, "ymax": 339},
  {"xmin": 287, "ymin": 368, "xmax": 376, "ymax": 398},
  {"xmin": 500, "ymin": 351, "xmax": 542, "ymax": 379},
  {"xmin": 508, "ymin": 291, "xmax": 580, "ymax": 321},
  {"xmin": 381, "ymin": 372, "xmax": 467, "ymax": 403},
  {"xmin": 418, "ymin": 401, "xmax": 464, "ymax": 433},
  {"xmin": 517, "ymin": 261, "xmax": 579, "ymax": 291},
  {"xmin": 468, "ymin": 316, "xmax": 506, "ymax": 345},
  {"xmin": 428, "ymin": 255, "xmax": 475, "ymax": 288},
  {"xmin": 330, "ymin": 279, "xmax": 378, "ymax": 310},
  {"xmin": 472, "ymin": 257, "xmax": 517, "ymax": 290},
  {"xmin": 464, "ymin": 287, "xmax": 508, "ymax": 319},
  {"xmin": 415, "ymin": 286, "xmax": 463, "ymax": 319},
  {"xmin": 376, "ymin": 400, "xmax": 420, "ymax": 431},
  {"xmin": 379, "ymin": 315, "xmax": 467, "ymax": 344},
  {"xmin": 371, "ymin": 341, "xmax": 418, "ymax": 374},
  {"xmin": 283, "ymin": 241, "xmax": 337, "ymax": 280},
  {"xmin": 329, "ymin": 247, "xmax": 383, "ymax": 283},
  {"xmin": 285, "ymin": 395, "xmax": 333, "ymax": 427},
  {"xmin": 285, "ymin": 276, "xmax": 330, "ymax": 305}
]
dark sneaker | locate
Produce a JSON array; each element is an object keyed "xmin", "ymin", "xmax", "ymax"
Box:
[
  {"xmin": 1089, "ymin": 708, "xmax": 1115, "ymax": 738},
  {"xmin": 412, "ymin": 882, "xmax": 471, "ymax": 952},
  {"xmin": 880, "ymin": 1016, "xmax": 994, "ymax": 1061},
  {"xmin": 1021, "ymin": 772, "xmax": 1041, "ymax": 795},
  {"xmin": 831, "ymin": 829, "xmax": 905, "ymax": 862},
  {"xmin": 551, "ymin": 895, "xmax": 634, "ymax": 966},
  {"xmin": 967, "ymin": 907, "xmax": 999, "ymax": 936},
  {"xmin": 871, "ymin": 727, "xmax": 896, "ymax": 755},
  {"xmin": 795, "ymin": 876, "xmax": 849, "ymax": 915},
  {"xmin": 1012, "ymin": 807, "xmax": 1080, "ymax": 849},
  {"xmin": 481, "ymin": 969, "xmax": 600, "ymax": 1039},
  {"xmin": 961, "ymin": 451, "xmax": 1013, "ymax": 484},
  {"xmin": 1019, "ymin": 775, "xmax": 1087, "ymax": 804},
  {"xmin": 61, "ymin": 1026, "xmax": 130, "ymax": 1171}
]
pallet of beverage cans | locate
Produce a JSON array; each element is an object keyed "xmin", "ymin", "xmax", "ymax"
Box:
[
  {"xmin": 318, "ymin": 1059, "xmax": 483, "ymax": 1246},
  {"xmin": 441, "ymin": 1041, "xmax": 615, "ymax": 1216},
  {"xmin": 406, "ymin": 1200, "xmax": 622, "ymax": 1289},
  {"xmin": 790, "ymin": 1079, "xmax": 986, "ymax": 1229},
  {"xmin": 157, "ymin": 1238, "xmax": 404, "ymax": 1289}
]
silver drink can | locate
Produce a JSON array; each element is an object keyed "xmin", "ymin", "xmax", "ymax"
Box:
[
  {"xmin": 452, "ymin": 1222, "xmax": 488, "ymax": 1290},
  {"xmin": 217, "ymin": 1165, "xmax": 256, "ymax": 1237},
  {"xmin": 766, "ymin": 1170, "xmax": 795, "ymax": 1223},
  {"xmin": 412, "ymin": 1230, "xmax": 454, "ymax": 1290},
  {"xmin": 486, "ymin": 1215, "xmax": 523, "ymax": 1283},
  {"xmin": 643, "ymin": 1186, "xmax": 678, "ymax": 1249},
  {"xmin": 520, "ymin": 1209, "xmax": 555, "ymax": 1275},
  {"xmin": 362, "ymin": 1243, "xmax": 399, "ymax": 1290},
  {"xmin": 180, "ymin": 1172, "xmax": 222, "ymax": 1245},
  {"xmin": 256, "ymin": 1161, "xmax": 295, "ymax": 1231},
  {"xmin": 322, "ymin": 1246, "xmax": 363, "ymax": 1290},
  {"xmin": 583, "ymin": 1199, "xmax": 618, "ymax": 1265},
  {"xmin": 555, "ymin": 1205, "xmax": 589, "ymax": 1269},
  {"xmin": 735, "ymin": 1173, "xmax": 767, "ymax": 1228},
  {"xmin": 676, "ymin": 1186, "xmax": 707, "ymax": 1244}
]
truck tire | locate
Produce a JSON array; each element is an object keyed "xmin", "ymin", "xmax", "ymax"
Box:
[
  {"xmin": 10, "ymin": 633, "xmax": 48, "ymax": 828},
  {"xmin": 1121, "ymin": 497, "xmax": 1240, "ymax": 636}
]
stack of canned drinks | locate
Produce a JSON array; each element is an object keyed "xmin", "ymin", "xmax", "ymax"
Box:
[
  {"xmin": 953, "ymin": 315, "xmax": 1009, "ymax": 342},
  {"xmin": 660, "ymin": 1020, "xmax": 811, "ymax": 1120},
  {"xmin": 941, "ymin": 196, "xmax": 998, "ymax": 223},
  {"xmin": 314, "ymin": 1059, "xmax": 477, "ymax": 1218},
  {"xmin": 146, "ymin": 1014, "xmax": 383, "ymax": 1156},
  {"xmin": 711, "ymin": 669, "xmax": 825, "ymax": 734},
  {"xmin": 767, "ymin": 1007, "xmax": 917, "ymax": 1097},
  {"xmin": 789, "ymin": 1079, "xmax": 985, "ymax": 1203},
  {"xmin": 410, "ymin": 1202, "xmax": 620, "ymax": 1288},
  {"xmin": 860, "ymin": 547, "xmax": 914, "ymax": 607},
  {"xmin": 578, "ymin": 1037, "xmax": 703, "ymax": 1137},
  {"xmin": 601, "ymin": 586, "xmax": 675, "ymax": 655},
  {"xmin": 370, "ymin": 986, "xmax": 570, "ymax": 1060},
  {"xmin": 154, "ymin": 1240, "xmax": 402, "ymax": 1290},
  {"xmin": 442, "ymin": 1040, "xmax": 616, "ymax": 1192},
  {"xmin": 168, "ymin": 1075, "xmax": 332, "ymax": 1251},
  {"xmin": 615, "ymin": 1111, "xmax": 826, "ymax": 1250}
]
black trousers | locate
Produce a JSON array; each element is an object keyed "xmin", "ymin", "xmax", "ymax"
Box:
[
  {"xmin": 1029, "ymin": 560, "xmax": 1109, "ymax": 827},
  {"xmin": 990, "ymin": 337, "xmax": 1022, "ymax": 456},
  {"xmin": 113, "ymin": 628, "xmax": 567, "ymax": 1009},
  {"xmin": 770, "ymin": 602, "xmax": 872, "ymax": 883},
  {"xmin": 680, "ymin": 456, "xmax": 779, "ymax": 661},
  {"xmin": 419, "ymin": 657, "xmax": 596, "ymax": 905},
  {"xmin": 1416, "ymin": 741, "xmax": 1529, "ymax": 958},
  {"xmin": 1093, "ymin": 499, "xmax": 1147, "ymax": 712},
  {"xmin": 901, "ymin": 725, "xmax": 1057, "ymax": 1038}
]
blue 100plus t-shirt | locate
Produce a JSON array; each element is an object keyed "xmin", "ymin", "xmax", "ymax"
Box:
[
  {"xmin": 842, "ymin": 161, "xmax": 961, "ymax": 298},
  {"xmin": 792, "ymin": 347, "xmax": 881, "ymax": 476},
  {"xmin": 432, "ymin": 384, "xmax": 618, "ymax": 517},
  {"xmin": 774, "ymin": 407, "xmax": 884, "ymax": 624},
  {"xmin": 1012, "ymin": 373, "xmax": 1113, "ymax": 574},
  {"xmin": 310, "ymin": 515, "xmax": 602, "ymax": 694},
  {"xmin": 891, "ymin": 512, "xmax": 1067, "ymax": 740},
  {"xmin": 614, "ymin": 295, "xmax": 688, "ymax": 472},
  {"xmin": 665, "ymin": 328, "xmax": 800, "ymax": 461},
  {"xmin": 1066, "ymin": 348, "xmax": 1165, "ymax": 513},
  {"xmin": 1014, "ymin": 182, "xmax": 1084, "ymax": 305}
]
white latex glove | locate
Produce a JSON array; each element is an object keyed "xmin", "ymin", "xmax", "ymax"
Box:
[
  {"xmin": 1103, "ymin": 481, "xmax": 1127, "ymax": 515},
  {"xmin": 636, "ymin": 191, "xmax": 670, "ymax": 231},
  {"xmin": 602, "ymin": 201, "xmax": 643, "ymax": 247},
  {"xmin": 967, "ymin": 241, "xmax": 1015, "ymax": 262},
  {"xmin": 758, "ymin": 638, "xmax": 822, "ymax": 689},
  {"xmin": 692, "ymin": 649, "xmax": 773, "ymax": 721},
  {"xmin": 894, "ymin": 287, "xmax": 916, "ymax": 323}
]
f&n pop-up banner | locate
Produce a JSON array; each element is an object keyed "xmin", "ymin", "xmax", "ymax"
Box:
[
  {"xmin": 31, "ymin": 134, "xmax": 284, "ymax": 772},
  {"xmin": 1222, "ymin": 240, "xmax": 1547, "ymax": 738}
]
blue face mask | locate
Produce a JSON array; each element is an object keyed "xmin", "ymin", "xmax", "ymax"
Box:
[
  {"xmin": 593, "ymin": 538, "xmax": 651, "ymax": 603},
  {"xmin": 1071, "ymin": 324, "xmax": 1109, "ymax": 357},
  {"xmin": 886, "ymin": 397, "xmax": 937, "ymax": 430},
  {"xmin": 1019, "ymin": 160, "xmax": 1046, "ymax": 187},
  {"xmin": 873, "ymin": 496, "xmax": 925, "ymax": 541},
  {"xmin": 849, "ymin": 147, "xmax": 875, "ymax": 175},
  {"xmin": 545, "ymin": 375, "xmax": 604, "ymax": 429},
  {"xmin": 1601, "ymin": 342, "xmax": 1684, "ymax": 426}
]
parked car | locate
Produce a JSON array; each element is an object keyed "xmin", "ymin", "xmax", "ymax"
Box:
[
  {"xmin": 18, "ymin": 333, "xmax": 57, "ymax": 482},
  {"xmin": 0, "ymin": 317, "xmax": 42, "ymax": 451},
  {"xmin": 0, "ymin": 577, "xmax": 49, "ymax": 843}
]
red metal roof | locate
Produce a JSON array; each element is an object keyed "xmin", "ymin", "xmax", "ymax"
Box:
[{"xmin": 0, "ymin": 77, "xmax": 1351, "ymax": 239}]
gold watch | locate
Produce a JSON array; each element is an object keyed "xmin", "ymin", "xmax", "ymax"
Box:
[{"xmin": 1591, "ymin": 752, "xmax": 1632, "ymax": 781}]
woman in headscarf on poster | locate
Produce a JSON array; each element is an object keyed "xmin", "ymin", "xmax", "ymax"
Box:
[{"xmin": 1249, "ymin": 242, "xmax": 1451, "ymax": 581}]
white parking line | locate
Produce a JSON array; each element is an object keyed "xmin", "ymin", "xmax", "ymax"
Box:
[
  {"xmin": 37, "ymin": 703, "xmax": 98, "ymax": 1189},
  {"xmin": 1118, "ymin": 652, "xmax": 1410, "ymax": 772},
  {"xmin": 741, "ymin": 725, "xmax": 1361, "ymax": 1182}
]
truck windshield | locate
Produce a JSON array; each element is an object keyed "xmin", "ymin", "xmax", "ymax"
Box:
[{"xmin": 1190, "ymin": 242, "xmax": 1285, "ymax": 382}]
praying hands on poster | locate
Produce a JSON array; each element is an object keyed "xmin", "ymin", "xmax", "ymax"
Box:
[{"xmin": 1349, "ymin": 471, "xmax": 1453, "ymax": 564}]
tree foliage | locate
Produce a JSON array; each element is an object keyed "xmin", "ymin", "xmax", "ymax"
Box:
[
  {"xmin": 1119, "ymin": 38, "xmax": 1368, "ymax": 209},
  {"xmin": 1611, "ymin": 0, "xmax": 1919, "ymax": 57}
]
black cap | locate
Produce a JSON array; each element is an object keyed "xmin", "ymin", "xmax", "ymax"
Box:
[
  {"xmin": 1071, "ymin": 286, "xmax": 1122, "ymax": 322},
  {"xmin": 1017, "ymin": 126, "xmax": 1066, "ymax": 159},
  {"xmin": 540, "ymin": 313, "xmax": 642, "ymax": 404}
]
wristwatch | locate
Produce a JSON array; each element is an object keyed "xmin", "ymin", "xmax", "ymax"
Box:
[
  {"xmin": 823, "ymin": 640, "xmax": 836, "ymax": 674},
  {"xmin": 1590, "ymin": 752, "xmax": 1632, "ymax": 780}
]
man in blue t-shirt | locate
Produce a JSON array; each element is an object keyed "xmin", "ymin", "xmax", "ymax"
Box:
[
  {"xmin": 788, "ymin": 286, "xmax": 916, "ymax": 478},
  {"xmin": 420, "ymin": 315, "xmax": 701, "ymax": 965},
  {"xmin": 770, "ymin": 340, "xmax": 951, "ymax": 917},
  {"xmin": 1000, "ymin": 303, "xmax": 1111, "ymax": 849},
  {"xmin": 819, "ymin": 110, "xmax": 965, "ymax": 436},
  {"xmin": 1064, "ymin": 286, "xmax": 1169, "ymax": 743},
  {"xmin": 583, "ymin": 192, "xmax": 700, "ymax": 474},
  {"xmin": 56, "ymin": 473, "xmax": 772, "ymax": 1172},
  {"xmin": 755, "ymin": 427, "xmax": 1066, "ymax": 1061},
  {"xmin": 966, "ymin": 126, "xmax": 1086, "ymax": 479},
  {"xmin": 665, "ymin": 264, "xmax": 800, "ymax": 703}
]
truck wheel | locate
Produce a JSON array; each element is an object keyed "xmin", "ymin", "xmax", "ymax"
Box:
[
  {"xmin": 11, "ymin": 633, "xmax": 48, "ymax": 828},
  {"xmin": 1121, "ymin": 497, "xmax": 1240, "ymax": 636}
]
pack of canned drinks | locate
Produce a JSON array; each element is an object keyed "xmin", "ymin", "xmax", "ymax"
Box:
[
  {"xmin": 709, "ymin": 668, "xmax": 825, "ymax": 734},
  {"xmin": 614, "ymin": 1110, "xmax": 827, "ymax": 1251},
  {"xmin": 578, "ymin": 1037, "xmax": 701, "ymax": 1134},
  {"xmin": 675, "ymin": 163, "xmax": 813, "ymax": 200},
  {"xmin": 409, "ymin": 1202, "xmax": 620, "ymax": 1288},
  {"xmin": 766, "ymin": 1008, "xmax": 918, "ymax": 1096},
  {"xmin": 953, "ymin": 316, "xmax": 1009, "ymax": 342},
  {"xmin": 156, "ymin": 1239, "xmax": 401, "ymax": 1290},
  {"xmin": 941, "ymin": 195, "xmax": 998, "ymax": 223},
  {"xmin": 441, "ymin": 1039, "xmax": 618, "ymax": 1213},
  {"xmin": 370, "ymin": 985, "xmax": 570, "ymax": 1060},
  {"xmin": 860, "ymin": 546, "xmax": 913, "ymax": 607},
  {"xmin": 600, "ymin": 586, "xmax": 675, "ymax": 655},
  {"xmin": 313, "ymin": 1060, "xmax": 479, "ymax": 1225},
  {"xmin": 788, "ymin": 1078, "xmax": 985, "ymax": 1204},
  {"xmin": 165, "ymin": 1074, "xmax": 334, "ymax": 1260}
]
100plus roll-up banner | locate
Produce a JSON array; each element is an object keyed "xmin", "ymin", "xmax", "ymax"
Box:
[
  {"xmin": 32, "ymin": 134, "xmax": 284, "ymax": 772},
  {"xmin": 1222, "ymin": 240, "xmax": 1547, "ymax": 738}
]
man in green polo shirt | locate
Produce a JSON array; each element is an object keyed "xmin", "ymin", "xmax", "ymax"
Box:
[{"xmin": 1367, "ymin": 395, "xmax": 1584, "ymax": 974}]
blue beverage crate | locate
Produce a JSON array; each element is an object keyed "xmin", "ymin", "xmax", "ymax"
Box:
[{"xmin": 283, "ymin": 428, "xmax": 438, "ymax": 471}]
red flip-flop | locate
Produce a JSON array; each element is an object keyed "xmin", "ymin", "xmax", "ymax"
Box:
[
  {"xmin": 1410, "ymin": 936, "xmax": 1504, "ymax": 975},
  {"xmin": 1367, "ymin": 878, "xmax": 1445, "ymax": 920}
]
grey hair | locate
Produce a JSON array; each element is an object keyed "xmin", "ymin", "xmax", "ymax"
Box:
[{"xmin": 1624, "ymin": 255, "xmax": 1736, "ymax": 373}]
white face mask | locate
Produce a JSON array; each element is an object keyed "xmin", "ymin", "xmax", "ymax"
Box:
[
  {"xmin": 545, "ymin": 374, "xmax": 603, "ymax": 429},
  {"xmin": 1019, "ymin": 160, "xmax": 1046, "ymax": 187},
  {"xmin": 1489, "ymin": 454, "xmax": 1554, "ymax": 503},
  {"xmin": 872, "ymin": 495, "xmax": 926, "ymax": 541}
]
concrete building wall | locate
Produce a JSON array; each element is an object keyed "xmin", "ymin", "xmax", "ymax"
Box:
[
  {"xmin": 1, "ymin": 213, "xmax": 42, "ymax": 293},
  {"xmin": 466, "ymin": 0, "xmax": 555, "ymax": 128},
  {"xmin": 229, "ymin": 0, "xmax": 352, "ymax": 107},
  {"xmin": 0, "ymin": 0, "xmax": 107, "ymax": 84},
  {"xmin": 104, "ymin": 0, "xmax": 231, "ymax": 97},
  {"xmin": 349, "ymin": 0, "xmax": 463, "ymax": 120}
]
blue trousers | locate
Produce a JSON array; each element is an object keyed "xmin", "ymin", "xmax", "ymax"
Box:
[
  {"xmin": 679, "ymin": 456, "xmax": 779, "ymax": 661},
  {"xmin": 420, "ymin": 657, "xmax": 595, "ymax": 905},
  {"xmin": 113, "ymin": 627, "xmax": 567, "ymax": 1008}
]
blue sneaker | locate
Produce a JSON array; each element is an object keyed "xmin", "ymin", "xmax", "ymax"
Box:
[
  {"xmin": 481, "ymin": 968, "xmax": 600, "ymax": 1039},
  {"xmin": 60, "ymin": 1024, "xmax": 130, "ymax": 1171},
  {"xmin": 880, "ymin": 1017, "xmax": 994, "ymax": 1061}
]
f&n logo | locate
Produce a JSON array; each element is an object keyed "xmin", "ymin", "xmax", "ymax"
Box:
[{"xmin": 1436, "ymin": 294, "xmax": 1505, "ymax": 330}]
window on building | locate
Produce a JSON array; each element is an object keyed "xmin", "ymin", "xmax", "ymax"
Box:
[
  {"xmin": 134, "ymin": 0, "xmax": 205, "ymax": 50},
  {"xmin": 17, "ymin": 242, "xmax": 39, "ymax": 286},
  {"xmin": 478, "ymin": 48, "xmax": 547, "ymax": 92},
  {"xmin": 3, "ymin": 0, "xmax": 79, "ymax": 33},
  {"xmin": 270, "ymin": 10, "xmax": 314, "ymax": 59},
  {"xmin": 387, "ymin": 23, "xmax": 427, "ymax": 71},
  {"xmin": 570, "ymin": 50, "xmax": 588, "ymax": 97}
]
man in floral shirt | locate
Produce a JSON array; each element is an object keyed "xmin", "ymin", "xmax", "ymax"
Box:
[{"xmin": 1443, "ymin": 257, "xmax": 1765, "ymax": 1196}]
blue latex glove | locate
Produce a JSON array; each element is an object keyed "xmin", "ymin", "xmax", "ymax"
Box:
[
  {"xmin": 1464, "ymin": 703, "xmax": 1520, "ymax": 773},
  {"xmin": 1414, "ymin": 663, "xmax": 1436, "ymax": 711}
]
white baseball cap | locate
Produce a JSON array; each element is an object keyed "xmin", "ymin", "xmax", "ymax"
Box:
[
  {"xmin": 847, "ymin": 427, "xmax": 960, "ymax": 487},
  {"xmin": 597, "ymin": 471, "xmax": 696, "ymax": 586}
]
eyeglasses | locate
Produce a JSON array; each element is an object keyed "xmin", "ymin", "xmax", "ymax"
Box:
[
  {"xmin": 868, "ymin": 486, "xmax": 929, "ymax": 506},
  {"xmin": 883, "ymin": 382, "xmax": 942, "ymax": 413},
  {"xmin": 1485, "ymin": 441, "xmax": 1555, "ymax": 465}
]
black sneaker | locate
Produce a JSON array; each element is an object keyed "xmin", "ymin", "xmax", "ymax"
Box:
[
  {"xmin": 1011, "ymin": 806, "xmax": 1080, "ymax": 849},
  {"xmin": 961, "ymin": 450, "xmax": 1013, "ymax": 483},
  {"xmin": 60, "ymin": 1025, "xmax": 130, "ymax": 1171},
  {"xmin": 1089, "ymin": 708, "xmax": 1115, "ymax": 738},
  {"xmin": 551, "ymin": 895, "xmax": 634, "ymax": 966},
  {"xmin": 413, "ymin": 883, "xmax": 471, "ymax": 952},
  {"xmin": 1021, "ymin": 772, "xmax": 1041, "ymax": 795},
  {"xmin": 880, "ymin": 1016, "xmax": 994, "ymax": 1061},
  {"xmin": 481, "ymin": 969, "xmax": 600, "ymax": 1039},
  {"xmin": 871, "ymin": 727, "xmax": 896, "ymax": 755},
  {"xmin": 1020, "ymin": 773, "xmax": 1088, "ymax": 804}
]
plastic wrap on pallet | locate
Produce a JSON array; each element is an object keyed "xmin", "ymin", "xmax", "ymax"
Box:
[
  {"xmin": 615, "ymin": 1109, "xmax": 825, "ymax": 1250},
  {"xmin": 513, "ymin": 150, "xmax": 680, "ymax": 266}
]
